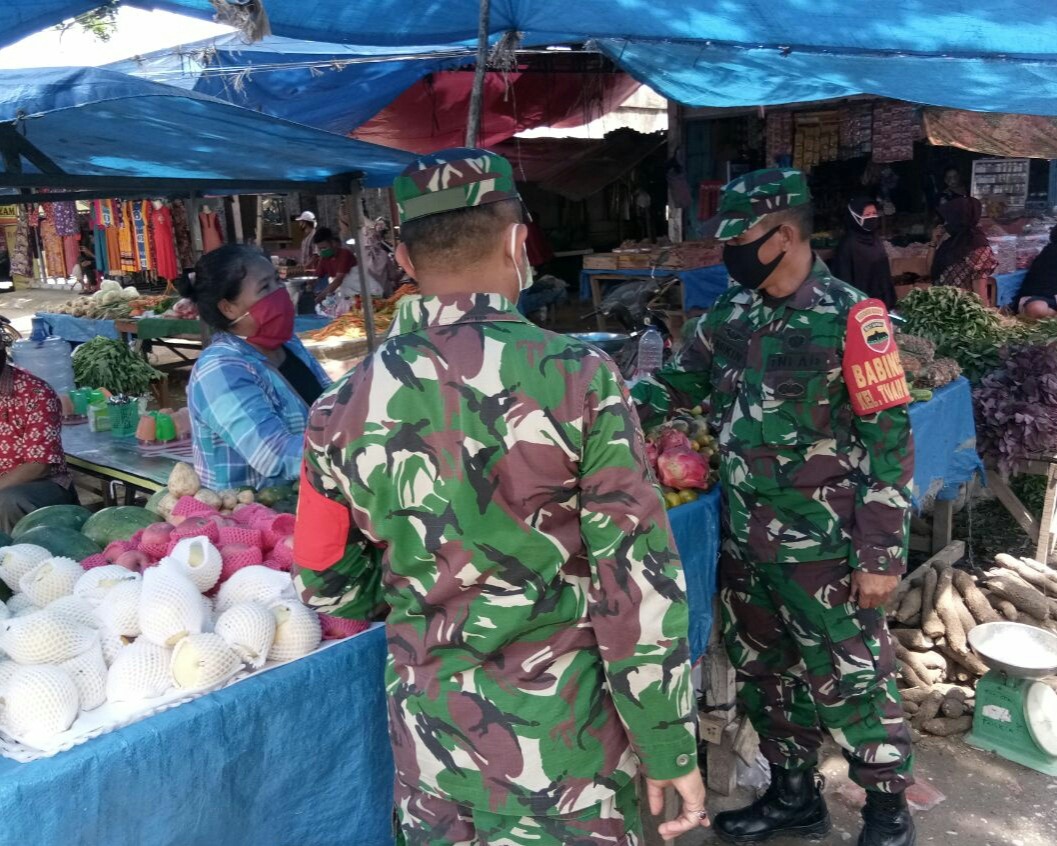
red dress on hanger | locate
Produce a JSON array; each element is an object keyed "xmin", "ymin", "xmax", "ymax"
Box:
[
  {"xmin": 151, "ymin": 204, "xmax": 180, "ymax": 280},
  {"xmin": 199, "ymin": 210, "xmax": 224, "ymax": 253}
]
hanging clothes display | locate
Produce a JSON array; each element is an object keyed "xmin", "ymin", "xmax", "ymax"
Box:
[
  {"xmin": 131, "ymin": 201, "xmax": 154, "ymax": 272},
  {"xmin": 170, "ymin": 200, "xmax": 195, "ymax": 269},
  {"xmin": 93, "ymin": 224, "xmax": 109, "ymax": 277},
  {"xmin": 199, "ymin": 207, "xmax": 224, "ymax": 253},
  {"xmin": 39, "ymin": 213, "xmax": 67, "ymax": 278},
  {"xmin": 150, "ymin": 202, "xmax": 180, "ymax": 281},
  {"xmin": 118, "ymin": 201, "xmax": 138, "ymax": 273},
  {"xmin": 47, "ymin": 201, "xmax": 79, "ymax": 237},
  {"xmin": 63, "ymin": 235, "xmax": 80, "ymax": 278},
  {"xmin": 10, "ymin": 209, "xmax": 33, "ymax": 278}
]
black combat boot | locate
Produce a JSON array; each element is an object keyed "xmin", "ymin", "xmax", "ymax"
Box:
[
  {"xmin": 713, "ymin": 764, "xmax": 831, "ymax": 843},
  {"xmin": 858, "ymin": 790, "xmax": 915, "ymax": 846}
]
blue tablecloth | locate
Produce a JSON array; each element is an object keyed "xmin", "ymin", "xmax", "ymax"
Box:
[
  {"xmin": 669, "ymin": 487, "xmax": 722, "ymax": 664},
  {"xmin": 0, "ymin": 626, "xmax": 394, "ymax": 846},
  {"xmin": 579, "ymin": 265, "xmax": 728, "ymax": 311},
  {"xmin": 907, "ymin": 376, "xmax": 984, "ymax": 506},
  {"xmin": 996, "ymin": 269, "xmax": 1027, "ymax": 308},
  {"xmin": 36, "ymin": 313, "xmax": 119, "ymax": 342}
]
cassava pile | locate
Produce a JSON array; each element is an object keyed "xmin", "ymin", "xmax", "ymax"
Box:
[{"xmin": 888, "ymin": 552, "xmax": 1057, "ymax": 737}]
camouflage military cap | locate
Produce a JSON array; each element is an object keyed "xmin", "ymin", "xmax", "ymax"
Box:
[
  {"xmin": 702, "ymin": 168, "xmax": 812, "ymax": 241},
  {"xmin": 393, "ymin": 147, "xmax": 521, "ymax": 224}
]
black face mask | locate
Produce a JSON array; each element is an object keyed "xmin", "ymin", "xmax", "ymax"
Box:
[
  {"xmin": 723, "ymin": 226, "xmax": 785, "ymax": 290},
  {"xmin": 861, "ymin": 218, "xmax": 880, "ymax": 234}
]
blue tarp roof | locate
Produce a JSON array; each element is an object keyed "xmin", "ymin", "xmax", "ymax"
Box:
[{"xmin": 0, "ymin": 66, "xmax": 414, "ymax": 188}]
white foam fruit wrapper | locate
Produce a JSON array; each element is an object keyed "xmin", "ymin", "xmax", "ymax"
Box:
[
  {"xmin": 5, "ymin": 593, "xmax": 37, "ymax": 616},
  {"xmin": 215, "ymin": 602, "xmax": 276, "ymax": 669},
  {"xmin": 0, "ymin": 613, "xmax": 97, "ymax": 665},
  {"xmin": 170, "ymin": 633, "xmax": 243, "ymax": 692},
  {"xmin": 215, "ymin": 566, "xmax": 293, "ymax": 614},
  {"xmin": 268, "ymin": 601, "xmax": 322, "ymax": 663},
  {"xmin": 166, "ymin": 538, "xmax": 222, "ymax": 593},
  {"xmin": 0, "ymin": 544, "xmax": 52, "ymax": 592},
  {"xmin": 105, "ymin": 640, "xmax": 172, "ymax": 703},
  {"xmin": 138, "ymin": 567, "xmax": 205, "ymax": 648},
  {"xmin": 0, "ymin": 665, "xmax": 80, "ymax": 743},
  {"xmin": 19, "ymin": 558, "xmax": 83, "ymax": 607},
  {"xmin": 46, "ymin": 596, "xmax": 99, "ymax": 629},
  {"xmin": 0, "ymin": 601, "xmax": 9, "ymax": 622},
  {"xmin": 95, "ymin": 580, "xmax": 143, "ymax": 639},
  {"xmin": 60, "ymin": 640, "xmax": 108, "ymax": 711},
  {"xmin": 74, "ymin": 566, "xmax": 140, "ymax": 607}
]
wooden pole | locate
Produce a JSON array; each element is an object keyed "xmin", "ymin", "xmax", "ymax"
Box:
[
  {"xmin": 464, "ymin": 0, "xmax": 491, "ymax": 147},
  {"xmin": 349, "ymin": 180, "xmax": 377, "ymax": 351}
]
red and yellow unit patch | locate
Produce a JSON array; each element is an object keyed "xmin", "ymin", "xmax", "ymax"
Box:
[{"xmin": 842, "ymin": 299, "xmax": 910, "ymax": 416}]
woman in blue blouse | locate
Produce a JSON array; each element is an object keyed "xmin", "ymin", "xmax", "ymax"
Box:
[{"xmin": 180, "ymin": 245, "xmax": 331, "ymax": 490}]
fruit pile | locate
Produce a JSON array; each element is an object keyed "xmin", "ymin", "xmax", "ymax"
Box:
[
  {"xmin": 645, "ymin": 407, "xmax": 720, "ymax": 509},
  {"xmin": 0, "ymin": 464, "xmax": 365, "ymax": 747}
]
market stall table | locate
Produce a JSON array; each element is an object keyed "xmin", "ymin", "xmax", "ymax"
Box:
[
  {"xmin": 0, "ymin": 625, "xmax": 393, "ymax": 846},
  {"xmin": 62, "ymin": 424, "xmax": 176, "ymax": 505}
]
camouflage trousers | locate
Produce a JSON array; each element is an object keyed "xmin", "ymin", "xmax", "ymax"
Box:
[
  {"xmin": 394, "ymin": 779, "xmax": 642, "ymax": 846},
  {"xmin": 719, "ymin": 555, "xmax": 914, "ymax": 793}
]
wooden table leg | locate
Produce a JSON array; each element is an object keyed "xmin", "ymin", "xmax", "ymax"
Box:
[
  {"xmin": 932, "ymin": 499, "xmax": 954, "ymax": 556},
  {"xmin": 591, "ymin": 276, "xmax": 606, "ymax": 332},
  {"xmin": 1035, "ymin": 464, "xmax": 1057, "ymax": 563}
]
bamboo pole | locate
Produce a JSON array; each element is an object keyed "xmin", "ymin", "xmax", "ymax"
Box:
[
  {"xmin": 349, "ymin": 180, "xmax": 377, "ymax": 351},
  {"xmin": 464, "ymin": 0, "xmax": 491, "ymax": 147}
]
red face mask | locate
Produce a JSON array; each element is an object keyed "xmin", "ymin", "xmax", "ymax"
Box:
[{"xmin": 236, "ymin": 287, "xmax": 295, "ymax": 350}]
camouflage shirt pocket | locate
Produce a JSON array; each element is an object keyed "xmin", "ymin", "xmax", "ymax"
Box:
[
  {"xmin": 760, "ymin": 368, "xmax": 834, "ymax": 448},
  {"xmin": 820, "ymin": 605, "xmax": 896, "ymax": 702}
]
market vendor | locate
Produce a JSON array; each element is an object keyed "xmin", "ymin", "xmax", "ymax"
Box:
[
  {"xmin": 291, "ymin": 148, "xmax": 708, "ymax": 844},
  {"xmin": 312, "ymin": 227, "xmax": 359, "ymax": 303},
  {"xmin": 0, "ymin": 336, "xmax": 79, "ymax": 533},
  {"xmin": 180, "ymin": 244, "xmax": 331, "ymax": 490},
  {"xmin": 931, "ymin": 196, "xmax": 997, "ymax": 292},
  {"xmin": 831, "ymin": 197, "xmax": 896, "ymax": 309},
  {"xmin": 1016, "ymin": 225, "xmax": 1057, "ymax": 318},
  {"xmin": 294, "ymin": 210, "xmax": 317, "ymax": 270},
  {"xmin": 634, "ymin": 169, "xmax": 916, "ymax": 846}
]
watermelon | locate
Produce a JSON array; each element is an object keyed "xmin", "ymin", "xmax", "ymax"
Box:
[
  {"xmin": 17, "ymin": 526, "xmax": 102, "ymax": 562},
  {"xmin": 0, "ymin": 532, "xmax": 11, "ymax": 548},
  {"xmin": 145, "ymin": 487, "xmax": 169, "ymax": 515},
  {"xmin": 81, "ymin": 506, "xmax": 160, "ymax": 548},
  {"xmin": 11, "ymin": 504, "xmax": 93, "ymax": 539}
]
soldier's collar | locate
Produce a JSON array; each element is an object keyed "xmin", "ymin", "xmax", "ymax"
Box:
[
  {"xmin": 388, "ymin": 292, "xmax": 524, "ymax": 335},
  {"xmin": 749, "ymin": 256, "xmax": 831, "ymax": 314}
]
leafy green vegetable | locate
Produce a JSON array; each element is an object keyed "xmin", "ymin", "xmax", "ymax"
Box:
[{"xmin": 72, "ymin": 337, "xmax": 163, "ymax": 396}]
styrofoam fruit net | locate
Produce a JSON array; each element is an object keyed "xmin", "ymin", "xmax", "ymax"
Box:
[
  {"xmin": 257, "ymin": 514, "xmax": 296, "ymax": 551},
  {"xmin": 0, "ymin": 613, "xmax": 97, "ymax": 665},
  {"xmin": 231, "ymin": 504, "xmax": 273, "ymax": 526},
  {"xmin": 97, "ymin": 627, "xmax": 128, "ymax": 667},
  {"xmin": 6, "ymin": 594, "xmax": 38, "ymax": 616},
  {"xmin": 215, "ymin": 602, "xmax": 276, "ymax": 669},
  {"xmin": 74, "ymin": 566, "xmax": 140, "ymax": 607},
  {"xmin": 215, "ymin": 566, "xmax": 292, "ymax": 614},
  {"xmin": 219, "ymin": 544, "xmax": 264, "ymax": 582},
  {"xmin": 80, "ymin": 553, "xmax": 110, "ymax": 571},
  {"xmin": 103, "ymin": 541, "xmax": 136, "ymax": 564},
  {"xmin": 0, "ymin": 544, "xmax": 53, "ymax": 591},
  {"xmin": 46, "ymin": 596, "xmax": 99, "ymax": 629},
  {"xmin": 167, "ymin": 537, "xmax": 222, "ymax": 593},
  {"xmin": 60, "ymin": 639, "xmax": 108, "ymax": 711},
  {"xmin": 319, "ymin": 614, "xmax": 371, "ymax": 640},
  {"xmin": 138, "ymin": 567, "xmax": 205, "ymax": 648},
  {"xmin": 218, "ymin": 525, "xmax": 262, "ymax": 548},
  {"xmin": 170, "ymin": 633, "xmax": 243, "ymax": 692},
  {"xmin": 19, "ymin": 558, "xmax": 84, "ymax": 607},
  {"xmin": 269, "ymin": 536, "xmax": 295, "ymax": 569},
  {"xmin": 128, "ymin": 529, "xmax": 147, "ymax": 548},
  {"xmin": 95, "ymin": 580, "xmax": 143, "ymax": 638},
  {"xmin": 0, "ymin": 660, "xmax": 20, "ymax": 693},
  {"xmin": 268, "ymin": 601, "xmax": 322, "ymax": 663},
  {"xmin": 171, "ymin": 496, "xmax": 217, "ymax": 519},
  {"xmin": 0, "ymin": 665, "xmax": 80, "ymax": 742},
  {"xmin": 170, "ymin": 517, "xmax": 220, "ymax": 545},
  {"xmin": 0, "ymin": 601, "xmax": 9, "ymax": 622},
  {"xmin": 105, "ymin": 640, "xmax": 172, "ymax": 702}
]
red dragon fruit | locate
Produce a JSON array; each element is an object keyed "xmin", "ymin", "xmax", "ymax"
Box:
[
  {"xmin": 656, "ymin": 449, "xmax": 710, "ymax": 490},
  {"xmin": 657, "ymin": 428, "xmax": 694, "ymax": 454}
]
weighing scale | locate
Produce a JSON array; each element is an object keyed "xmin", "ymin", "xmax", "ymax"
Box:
[{"xmin": 966, "ymin": 622, "xmax": 1057, "ymax": 776}]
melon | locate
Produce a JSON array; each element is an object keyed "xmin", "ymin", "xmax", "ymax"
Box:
[
  {"xmin": 144, "ymin": 488, "xmax": 169, "ymax": 516},
  {"xmin": 16, "ymin": 527, "xmax": 101, "ymax": 563},
  {"xmin": 12, "ymin": 505, "xmax": 93, "ymax": 540},
  {"xmin": 81, "ymin": 507, "xmax": 159, "ymax": 548}
]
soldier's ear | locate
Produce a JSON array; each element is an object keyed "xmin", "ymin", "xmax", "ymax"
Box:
[{"xmin": 395, "ymin": 242, "xmax": 417, "ymax": 278}]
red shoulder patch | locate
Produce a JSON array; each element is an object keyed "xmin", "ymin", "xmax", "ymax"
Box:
[{"xmin": 842, "ymin": 299, "xmax": 910, "ymax": 416}]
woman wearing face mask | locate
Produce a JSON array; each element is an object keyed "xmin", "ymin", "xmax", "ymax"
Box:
[
  {"xmin": 830, "ymin": 198, "xmax": 896, "ymax": 309},
  {"xmin": 180, "ymin": 244, "xmax": 331, "ymax": 490},
  {"xmin": 930, "ymin": 196, "xmax": 997, "ymax": 292}
]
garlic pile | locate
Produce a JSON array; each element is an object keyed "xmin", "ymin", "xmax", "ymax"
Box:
[{"xmin": 0, "ymin": 539, "xmax": 322, "ymax": 746}]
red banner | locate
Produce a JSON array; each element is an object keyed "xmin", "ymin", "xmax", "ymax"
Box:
[{"xmin": 843, "ymin": 299, "xmax": 910, "ymax": 416}]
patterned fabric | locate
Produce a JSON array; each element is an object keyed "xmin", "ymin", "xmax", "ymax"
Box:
[
  {"xmin": 393, "ymin": 148, "xmax": 521, "ymax": 224},
  {"xmin": 131, "ymin": 201, "xmax": 153, "ymax": 272},
  {"xmin": 39, "ymin": 214, "xmax": 67, "ymax": 278},
  {"xmin": 702, "ymin": 168, "xmax": 812, "ymax": 241},
  {"xmin": 720, "ymin": 555, "xmax": 913, "ymax": 793},
  {"xmin": 634, "ymin": 260, "xmax": 914, "ymax": 574},
  {"xmin": 48, "ymin": 201, "xmax": 78, "ymax": 237},
  {"xmin": 150, "ymin": 205, "xmax": 180, "ymax": 281},
  {"xmin": 118, "ymin": 201, "xmax": 138, "ymax": 273},
  {"xmin": 394, "ymin": 778, "xmax": 642, "ymax": 846},
  {"xmin": 11, "ymin": 209, "xmax": 33, "ymax": 278},
  {"xmin": 934, "ymin": 245, "xmax": 999, "ymax": 291},
  {"xmin": 292, "ymin": 293, "xmax": 696, "ymax": 817},
  {"xmin": 187, "ymin": 333, "xmax": 331, "ymax": 490},
  {"xmin": 0, "ymin": 365, "xmax": 72, "ymax": 488},
  {"xmin": 170, "ymin": 200, "xmax": 196, "ymax": 269}
]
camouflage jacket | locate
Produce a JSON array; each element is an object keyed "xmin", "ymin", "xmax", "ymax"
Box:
[
  {"xmin": 636, "ymin": 260, "xmax": 913, "ymax": 574},
  {"xmin": 292, "ymin": 293, "xmax": 697, "ymax": 816}
]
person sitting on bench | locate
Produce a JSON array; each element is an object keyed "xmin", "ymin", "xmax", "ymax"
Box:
[{"xmin": 1017, "ymin": 225, "xmax": 1057, "ymax": 319}]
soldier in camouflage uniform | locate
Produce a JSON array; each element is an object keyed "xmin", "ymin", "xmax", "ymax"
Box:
[
  {"xmin": 635, "ymin": 169, "xmax": 915, "ymax": 846},
  {"xmin": 291, "ymin": 149, "xmax": 711, "ymax": 845}
]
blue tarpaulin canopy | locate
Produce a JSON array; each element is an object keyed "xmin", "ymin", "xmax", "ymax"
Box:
[{"xmin": 0, "ymin": 66, "xmax": 414, "ymax": 192}]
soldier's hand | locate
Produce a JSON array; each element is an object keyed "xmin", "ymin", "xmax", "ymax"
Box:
[
  {"xmin": 646, "ymin": 770, "xmax": 710, "ymax": 838},
  {"xmin": 851, "ymin": 570, "xmax": 900, "ymax": 609}
]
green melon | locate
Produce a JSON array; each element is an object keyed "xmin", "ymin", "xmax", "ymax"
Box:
[
  {"xmin": 17, "ymin": 526, "xmax": 102, "ymax": 562},
  {"xmin": 12, "ymin": 504, "xmax": 93, "ymax": 540},
  {"xmin": 145, "ymin": 487, "xmax": 169, "ymax": 515},
  {"xmin": 81, "ymin": 506, "xmax": 160, "ymax": 547},
  {"xmin": 0, "ymin": 532, "xmax": 11, "ymax": 549}
]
